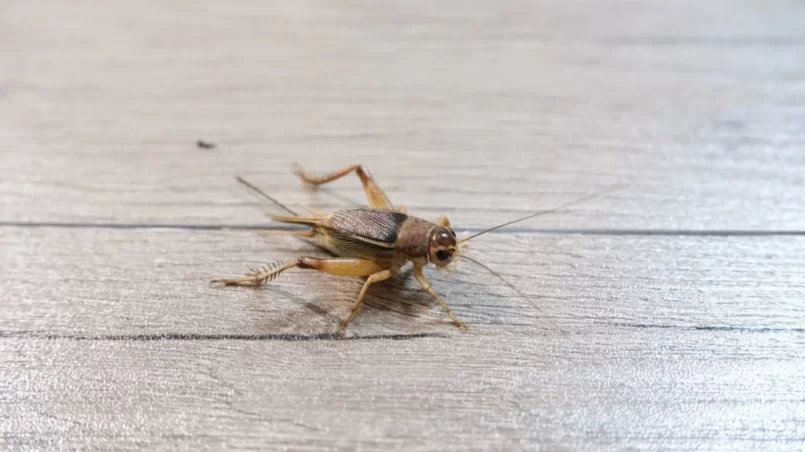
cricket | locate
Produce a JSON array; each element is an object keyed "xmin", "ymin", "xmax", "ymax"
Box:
[{"xmin": 212, "ymin": 164, "xmax": 608, "ymax": 334}]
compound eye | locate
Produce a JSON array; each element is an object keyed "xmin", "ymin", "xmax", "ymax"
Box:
[{"xmin": 435, "ymin": 249, "xmax": 450, "ymax": 261}]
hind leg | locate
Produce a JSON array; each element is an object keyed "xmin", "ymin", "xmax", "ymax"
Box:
[
  {"xmin": 293, "ymin": 164, "xmax": 393, "ymax": 209},
  {"xmin": 212, "ymin": 257, "xmax": 394, "ymax": 333},
  {"xmin": 211, "ymin": 257, "xmax": 386, "ymax": 287}
]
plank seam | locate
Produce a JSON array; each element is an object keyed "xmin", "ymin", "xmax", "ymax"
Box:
[{"xmin": 2, "ymin": 221, "xmax": 804, "ymax": 236}]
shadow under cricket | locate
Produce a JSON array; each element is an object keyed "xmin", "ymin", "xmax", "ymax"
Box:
[{"xmin": 212, "ymin": 164, "xmax": 613, "ymax": 335}]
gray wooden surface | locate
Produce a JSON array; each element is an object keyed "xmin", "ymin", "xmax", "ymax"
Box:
[{"xmin": 2, "ymin": 0, "xmax": 804, "ymax": 451}]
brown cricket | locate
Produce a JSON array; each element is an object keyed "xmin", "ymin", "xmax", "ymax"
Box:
[{"xmin": 212, "ymin": 164, "xmax": 607, "ymax": 334}]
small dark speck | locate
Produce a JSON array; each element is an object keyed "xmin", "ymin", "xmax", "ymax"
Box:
[
  {"xmin": 197, "ymin": 140, "xmax": 216, "ymax": 149},
  {"xmin": 717, "ymin": 119, "xmax": 745, "ymax": 131}
]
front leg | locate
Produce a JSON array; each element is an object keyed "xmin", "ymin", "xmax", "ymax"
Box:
[{"xmin": 413, "ymin": 265, "xmax": 467, "ymax": 331}]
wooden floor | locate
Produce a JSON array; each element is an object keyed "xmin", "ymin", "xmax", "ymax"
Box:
[{"xmin": 2, "ymin": 1, "xmax": 804, "ymax": 450}]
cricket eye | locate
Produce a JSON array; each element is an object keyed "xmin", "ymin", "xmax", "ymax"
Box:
[{"xmin": 429, "ymin": 227, "xmax": 457, "ymax": 265}]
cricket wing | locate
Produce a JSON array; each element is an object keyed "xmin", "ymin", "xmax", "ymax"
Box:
[{"xmin": 317, "ymin": 209, "xmax": 408, "ymax": 260}]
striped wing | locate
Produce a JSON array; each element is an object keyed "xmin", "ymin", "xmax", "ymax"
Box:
[{"xmin": 318, "ymin": 209, "xmax": 408, "ymax": 260}]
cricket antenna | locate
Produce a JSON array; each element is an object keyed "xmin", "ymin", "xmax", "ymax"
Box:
[
  {"xmin": 460, "ymin": 254, "xmax": 541, "ymax": 312},
  {"xmin": 461, "ymin": 255, "xmax": 526, "ymax": 297},
  {"xmin": 457, "ymin": 186, "xmax": 622, "ymax": 244},
  {"xmin": 235, "ymin": 176, "xmax": 299, "ymax": 216}
]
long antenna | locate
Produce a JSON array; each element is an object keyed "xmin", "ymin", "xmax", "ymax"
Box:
[
  {"xmin": 235, "ymin": 176, "xmax": 299, "ymax": 216},
  {"xmin": 461, "ymin": 255, "xmax": 525, "ymax": 297},
  {"xmin": 460, "ymin": 254, "xmax": 539, "ymax": 311},
  {"xmin": 458, "ymin": 186, "xmax": 621, "ymax": 244}
]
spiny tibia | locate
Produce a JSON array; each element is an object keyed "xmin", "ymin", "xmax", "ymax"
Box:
[{"xmin": 246, "ymin": 261, "xmax": 287, "ymax": 284}]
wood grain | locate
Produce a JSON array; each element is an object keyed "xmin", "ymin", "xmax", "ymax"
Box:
[
  {"xmin": 2, "ymin": 0, "xmax": 804, "ymax": 230},
  {"xmin": 2, "ymin": 0, "xmax": 805, "ymax": 450}
]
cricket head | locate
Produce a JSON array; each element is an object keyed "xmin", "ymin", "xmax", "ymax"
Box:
[{"xmin": 428, "ymin": 225, "xmax": 458, "ymax": 268}]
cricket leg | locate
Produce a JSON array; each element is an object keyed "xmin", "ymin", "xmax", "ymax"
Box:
[
  {"xmin": 293, "ymin": 164, "xmax": 393, "ymax": 209},
  {"xmin": 338, "ymin": 268, "xmax": 394, "ymax": 334},
  {"xmin": 212, "ymin": 256, "xmax": 393, "ymax": 333},
  {"xmin": 211, "ymin": 257, "xmax": 385, "ymax": 287},
  {"xmin": 435, "ymin": 216, "xmax": 451, "ymax": 229},
  {"xmin": 211, "ymin": 261, "xmax": 300, "ymax": 287},
  {"xmin": 413, "ymin": 265, "xmax": 467, "ymax": 331}
]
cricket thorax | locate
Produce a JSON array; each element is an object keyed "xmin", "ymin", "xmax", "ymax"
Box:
[{"xmin": 396, "ymin": 216, "xmax": 442, "ymax": 264}]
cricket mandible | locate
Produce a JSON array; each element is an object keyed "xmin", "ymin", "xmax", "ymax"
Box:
[{"xmin": 212, "ymin": 164, "xmax": 608, "ymax": 334}]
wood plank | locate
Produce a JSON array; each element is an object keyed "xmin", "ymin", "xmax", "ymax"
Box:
[
  {"xmin": 2, "ymin": 0, "xmax": 805, "ymax": 230},
  {"xmin": 2, "ymin": 333, "xmax": 803, "ymax": 451},
  {"xmin": 3, "ymin": 228, "xmax": 804, "ymax": 333},
  {"xmin": 3, "ymin": 0, "xmax": 805, "ymax": 450},
  {"xmin": 2, "ymin": 228, "xmax": 804, "ymax": 450}
]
